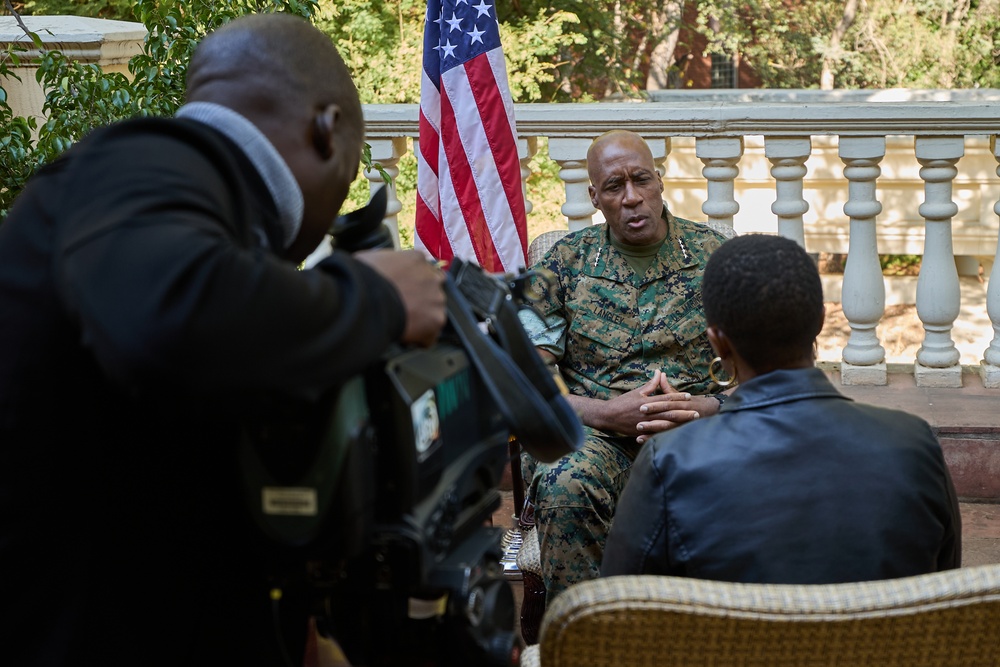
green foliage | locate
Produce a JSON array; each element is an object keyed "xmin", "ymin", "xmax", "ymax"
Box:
[
  {"xmin": 0, "ymin": 0, "xmax": 321, "ymax": 219},
  {"xmin": 22, "ymin": 0, "xmax": 138, "ymax": 21},
  {"xmin": 313, "ymin": 0, "xmax": 584, "ymax": 104},
  {"xmin": 314, "ymin": 0, "xmax": 424, "ymax": 104},
  {"xmin": 880, "ymin": 254, "xmax": 922, "ymax": 276},
  {"xmin": 493, "ymin": 0, "xmax": 1000, "ymax": 94},
  {"xmin": 722, "ymin": 0, "xmax": 1000, "ymax": 90},
  {"xmin": 499, "ymin": 0, "xmax": 650, "ymax": 100},
  {"xmin": 736, "ymin": 0, "xmax": 840, "ymax": 89},
  {"xmin": 4, "ymin": 0, "xmax": 1000, "ymax": 229},
  {"xmin": 501, "ymin": 9, "xmax": 584, "ymax": 103},
  {"xmin": 955, "ymin": 14, "xmax": 1000, "ymax": 88}
]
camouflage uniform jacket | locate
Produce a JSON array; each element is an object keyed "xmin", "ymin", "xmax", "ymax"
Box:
[{"xmin": 524, "ymin": 209, "xmax": 725, "ymax": 411}]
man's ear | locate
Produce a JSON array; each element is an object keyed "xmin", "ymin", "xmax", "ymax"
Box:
[
  {"xmin": 588, "ymin": 184, "xmax": 598, "ymax": 209},
  {"xmin": 311, "ymin": 104, "xmax": 340, "ymax": 161}
]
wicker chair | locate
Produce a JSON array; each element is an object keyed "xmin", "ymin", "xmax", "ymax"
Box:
[{"xmin": 520, "ymin": 566, "xmax": 1000, "ymax": 667}]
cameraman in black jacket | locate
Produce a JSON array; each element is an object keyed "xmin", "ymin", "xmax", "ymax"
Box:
[{"xmin": 0, "ymin": 13, "xmax": 444, "ymax": 666}]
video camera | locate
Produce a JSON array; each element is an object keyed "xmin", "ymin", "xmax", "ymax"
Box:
[{"xmin": 240, "ymin": 187, "xmax": 582, "ymax": 666}]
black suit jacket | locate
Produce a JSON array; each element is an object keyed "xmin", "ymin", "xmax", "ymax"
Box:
[{"xmin": 0, "ymin": 117, "xmax": 405, "ymax": 666}]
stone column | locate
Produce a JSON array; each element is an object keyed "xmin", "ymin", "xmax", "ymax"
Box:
[
  {"xmin": 364, "ymin": 137, "xmax": 408, "ymax": 248},
  {"xmin": 548, "ymin": 137, "xmax": 596, "ymax": 232},
  {"xmin": 518, "ymin": 136, "xmax": 538, "ymax": 217},
  {"xmin": 981, "ymin": 135, "xmax": 1000, "ymax": 388},
  {"xmin": 765, "ymin": 136, "xmax": 811, "ymax": 248},
  {"xmin": 648, "ymin": 136, "xmax": 671, "ymax": 178},
  {"xmin": 839, "ymin": 137, "xmax": 888, "ymax": 385},
  {"xmin": 696, "ymin": 136, "xmax": 743, "ymax": 227},
  {"xmin": 914, "ymin": 136, "xmax": 964, "ymax": 388}
]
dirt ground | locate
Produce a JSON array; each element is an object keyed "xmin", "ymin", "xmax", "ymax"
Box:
[
  {"xmin": 817, "ymin": 302, "xmax": 935, "ymax": 363},
  {"xmin": 815, "ymin": 253, "xmax": 991, "ymax": 365}
]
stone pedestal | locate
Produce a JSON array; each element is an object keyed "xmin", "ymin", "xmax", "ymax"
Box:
[
  {"xmin": 0, "ymin": 15, "xmax": 145, "ymax": 124},
  {"xmin": 914, "ymin": 361, "xmax": 964, "ymax": 388},
  {"xmin": 981, "ymin": 362, "xmax": 1000, "ymax": 388},
  {"xmin": 840, "ymin": 361, "xmax": 888, "ymax": 386}
]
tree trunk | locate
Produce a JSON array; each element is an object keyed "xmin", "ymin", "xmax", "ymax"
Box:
[
  {"xmin": 820, "ymin": 0, "xmax": 859, "ymax": 90},
  {"xmin": 645, "ymin": 2, "xmax": 684, "ymax": 91}
]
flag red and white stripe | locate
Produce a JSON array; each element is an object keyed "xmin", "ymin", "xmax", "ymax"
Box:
[{"xmin": 415, "ymin": 0, "xmax": 528, "ymax": 274}]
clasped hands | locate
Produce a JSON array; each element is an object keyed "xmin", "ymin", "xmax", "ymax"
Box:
[{"xmin": 606, "ymin": 369, "xmax": 720, "ymax": 445}]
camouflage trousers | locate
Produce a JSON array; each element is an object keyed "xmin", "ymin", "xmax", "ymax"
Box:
[{"xmin": 522, "ymin": 429, "xmax": 643, "ymax": 604}]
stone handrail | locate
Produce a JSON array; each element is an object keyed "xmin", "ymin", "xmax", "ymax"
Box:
[
  {"xmin": 361, "ymin": 101, "xmax": 1000, "ymax": 390},
  {"xmin": 4, "ymin": 14, "xmax": 999, "ymax": 390},
  {"xmin": 366, "ymin": 101, "xmax": 1000, "ymax": 137}
]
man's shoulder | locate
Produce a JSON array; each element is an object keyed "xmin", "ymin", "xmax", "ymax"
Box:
[
  {"xmin": 31, "ymin": 116, "xmax": 232, "ymax": 195},
  {"xmin": 671, "ymin": 215, "xmax": 730, "ymax": 241},
  {"xmin": 851, "ymin": 400, "xmax": 935, "ymax": 436},
  {"xmin": 538, "ymin": 225, "xmax": 604, "ymax": 264},
  {"xmin": 643, "ymin": 417, "xmax": 718, "ymax": 466},
  {"xmin": 669, "ymin": 214, "xmax": 730, "ymax": 257},
  {"xmin": 90, "ymin": 116, "xmax": 235, "ymax": 154},
  {"xmin": 557, "ymin": 225, "xmax": 605, "ymax": 246}
]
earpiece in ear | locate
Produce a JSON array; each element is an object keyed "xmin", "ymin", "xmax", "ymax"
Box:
[{"xmin": 312, "ymin": 111, "xmax": 334, "ymax": 160}]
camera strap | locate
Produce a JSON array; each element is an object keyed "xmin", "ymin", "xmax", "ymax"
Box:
[{"xmin": 444, "ymin": 260, "xmax": 582, "ymax": 463}]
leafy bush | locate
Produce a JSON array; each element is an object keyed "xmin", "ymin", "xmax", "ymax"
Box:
[{"xmin": 0, "ymin": 0, "xmax": 322, "ymax": 220}]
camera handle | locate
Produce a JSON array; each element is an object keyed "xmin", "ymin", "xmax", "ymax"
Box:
[{"xmin": 444, "ymin": 259, "xmax": 582, "ymax": 463}]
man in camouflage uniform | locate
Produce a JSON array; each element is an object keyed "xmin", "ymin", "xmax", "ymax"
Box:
[{"xmin": 520, "ymin": 129, "xmax": 729, "ymax": 604}]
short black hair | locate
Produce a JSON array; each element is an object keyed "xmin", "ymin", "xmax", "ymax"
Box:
[{"xmin": 701, "ymin": 234, "xmax": 824, "ymax": 368}]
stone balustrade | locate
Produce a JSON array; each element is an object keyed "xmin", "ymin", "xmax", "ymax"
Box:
[
  {"xmin": 362, "ymin": 100, "xmax": 1000, "ymax": 389},
  {"xmin": 4, "ymin": 16, "xmax": 999, "ymax": 390}
]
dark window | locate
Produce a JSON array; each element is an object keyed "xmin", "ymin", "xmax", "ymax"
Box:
[{"xmin": 711, "ymin": 53, "xmax": 736, "ymax": 88}]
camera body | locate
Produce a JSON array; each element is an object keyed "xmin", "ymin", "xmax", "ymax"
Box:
[
  {"xmin": 313, "ymin": 341, "xmax": 517, "ymax": 666},
  {"xmin": 241, "ymin": 298, "xmax": 520, "ymax": 666},
  {"xmin": 240, "ymin": 187, "xmax": 526, "ymax": 665},
  {"xmin": 241, "ymin": 188, "xmax": 584, "ymax": 667}
]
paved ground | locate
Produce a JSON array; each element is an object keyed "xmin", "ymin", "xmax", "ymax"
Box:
[
  {"xmin": 959, "ymin": 501, "xmax": 1000, "ymax": 566},
  {"xmin": 493, "ymin": 494, "xmax": 1000, "ymax": 569}
]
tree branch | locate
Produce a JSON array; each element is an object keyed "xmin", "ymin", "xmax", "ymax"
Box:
[{"xmin": 3, "ymin": 0, "xmax": 32, "ymax": 38}]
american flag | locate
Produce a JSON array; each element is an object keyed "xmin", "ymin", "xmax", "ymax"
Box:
[{"xmin": 415, "ymin": 0, "xmax": 528, "ymax": 274}]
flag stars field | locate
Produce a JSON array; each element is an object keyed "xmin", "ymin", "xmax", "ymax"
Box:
[{"xmin": 416, "ymin": 0, "xmax": 529, "ymax": 275}]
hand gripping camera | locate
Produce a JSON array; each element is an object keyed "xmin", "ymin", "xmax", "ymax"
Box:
[{"xmin": 240, "ymin": 187, "xmax": 582, "ymax": 666}]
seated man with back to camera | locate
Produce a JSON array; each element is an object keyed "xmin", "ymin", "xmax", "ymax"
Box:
[
  {"xmin": 602, "ymin": 233, "xmax": 961, "ymax": 582},
  {"xmin": 519, "ymin": 129, "xmax": 733, "ymax": 607}
]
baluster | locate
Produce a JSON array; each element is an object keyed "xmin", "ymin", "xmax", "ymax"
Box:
[
  {"xmin": 650, "ymin": 136, "xmax": 672, "ymax": 179},
  {"xmin": 696, "ymin": 137, "xmax": 743, "ymax": 229},
  {"xmin": 364, "ymin": 137, "xmax": 408, "ymax": 248},
  {"xmin": 981, "ymin": 135, "xmax": 1000, "ymax": 388},
  {"xmin": 548, "ymin": 137, "xmax": 596, "ymax": 232},
  {"xmin": 765, "ymin": 137, "xmax": 811, "ymax": 248},
  {"xmin": 838, "ymin": 137, "xmax": 888, "ymax": 385},
  {"xmin": 649, "ymin": 136, "xmax": 673, "ymax": 220},
  {"xmin": 914, "ymin": 137, "xmax": 964, "ymax": 387},
  {"xmin": 518, "ymin": 136, "xmax": 538, "ymax": 217}
]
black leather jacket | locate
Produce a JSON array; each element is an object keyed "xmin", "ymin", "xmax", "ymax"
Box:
[{"xmin": 602, "ymin": 367, "xmax": 961, "ymax": 583}]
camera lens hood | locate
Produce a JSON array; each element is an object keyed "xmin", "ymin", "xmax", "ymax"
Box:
[{"xmin": 445, "ymin": 260, "xmax": 583, "ymax": 463}]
